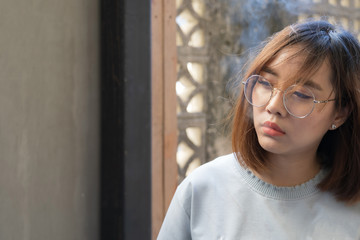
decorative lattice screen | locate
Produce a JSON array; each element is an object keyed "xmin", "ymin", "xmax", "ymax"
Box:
[{"xmin": 176, "ymin": 0, "xmax": 207, "ymax": 182}]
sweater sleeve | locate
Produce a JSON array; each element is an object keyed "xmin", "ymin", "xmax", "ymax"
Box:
[{"xmin": 157, "ymin": 181, "xmax": 193, "ymax": 240}]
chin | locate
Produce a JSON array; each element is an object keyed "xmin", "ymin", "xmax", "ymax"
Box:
[{"xmin": 258, "ymin": 137, "xmax": 288, "ymax": 155}]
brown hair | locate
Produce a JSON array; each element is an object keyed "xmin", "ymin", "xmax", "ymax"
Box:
[{"xmin": 231, "ymin": 19, "xmax": 360, "ymax": 203}]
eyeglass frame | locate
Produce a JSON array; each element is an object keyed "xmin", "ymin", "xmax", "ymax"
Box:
[{"xmin": 242, "ymin": 75, "xmax": 336, "ymax": 119}]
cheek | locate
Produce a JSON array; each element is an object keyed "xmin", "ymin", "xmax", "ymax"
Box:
[
  {"xmin": 252, "ymin": 106, "xmax": 263, "ymax": 120},
  {"xmin": 310, "ymin": 105, "xmax": 336, "ymax": 130},
  {"xmin": 292, "ymin": 116, "xmax": 331, "ymax": 141},
  {"xmin": 252, "ymin": 108, "xmax": 263, "ymax": 130}
]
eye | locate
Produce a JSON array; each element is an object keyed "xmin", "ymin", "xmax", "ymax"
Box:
[
  {"xmin": 292, "ymin": 91, "xmax": 312, "ymax": 100},
  {"xmin": 257, "ymin": 78, "xmax": 272, "ymax": 89}
]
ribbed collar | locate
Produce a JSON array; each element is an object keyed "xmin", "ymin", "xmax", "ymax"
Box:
[{"xmin": 232, "ymin": 155, "xmax": 328, "ymax": 200}]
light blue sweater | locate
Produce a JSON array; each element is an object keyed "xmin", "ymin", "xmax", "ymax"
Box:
[{"xmin": 158, "ymin": 154, "xmax": 360, "ymax": 239}]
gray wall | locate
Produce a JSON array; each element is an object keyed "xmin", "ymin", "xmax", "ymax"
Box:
[{"xmin": 0, "ymin": 0, "xmax": 99, "ymax": 239}]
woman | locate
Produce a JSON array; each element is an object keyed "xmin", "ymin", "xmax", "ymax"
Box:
[{"xmin": 158, "ymin": 19, "xmax": 360, "ymax": 239}]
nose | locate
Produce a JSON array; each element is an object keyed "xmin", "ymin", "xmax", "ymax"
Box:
[{"xmin": 265, "ymin": 89, "xmax": 288, "ymax": 117}]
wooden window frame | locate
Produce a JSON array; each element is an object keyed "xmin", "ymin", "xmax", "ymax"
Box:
[{"xmin": 151, "ymin": 0, "xmax": 178, "ymax": 239}]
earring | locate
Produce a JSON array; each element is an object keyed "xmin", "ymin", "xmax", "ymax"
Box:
[{"xmin": 331, "ymin": 124, "xmax": 337, "ymax": 129}]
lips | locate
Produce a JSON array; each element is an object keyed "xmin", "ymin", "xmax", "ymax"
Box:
[{"xmin": 262, "ymin": 121, "xmax": 285, "ymax": 136}]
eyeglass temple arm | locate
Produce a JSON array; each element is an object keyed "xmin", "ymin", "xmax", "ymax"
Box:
[{"xmin": 314, "ymin": 99, "xmax": 336, "ymax": 104}]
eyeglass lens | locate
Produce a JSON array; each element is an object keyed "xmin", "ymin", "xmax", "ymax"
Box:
[{"xmin": 244, "ymin": 75, "xmax": 315, "ymax": 118}]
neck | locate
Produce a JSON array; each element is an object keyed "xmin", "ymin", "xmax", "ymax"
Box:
[{"xmin": 254, "ymin": 151, "xmax": 321, "ymax": 187}]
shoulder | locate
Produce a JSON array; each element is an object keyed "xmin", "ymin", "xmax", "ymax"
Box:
[
  {"xmin": 172, "ymin": 153, "xmax": 243, "ymax": 214},
  {"xmin": 158, "ymin": 154, "xmax": 242, "ymax": 239},
  {"xmin": 175, "ymin": 153, "xmax": 241, "ymax": 200},
  {"xmin": 184, "ymin": 153, "xmax": 238, "ymax": 184},
  {"xmin": 192, "ymin": 153, "xmax": 237, "ymax": 175}
]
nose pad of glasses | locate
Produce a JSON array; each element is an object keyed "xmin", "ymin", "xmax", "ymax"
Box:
[{"xmin": 272, "ymin": 88, "xmax": 283, "ymax": 95}]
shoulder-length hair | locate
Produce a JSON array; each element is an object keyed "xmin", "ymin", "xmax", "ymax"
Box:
[{"xmin": 232, "ymin": 19, "xmax": 360, "ymax": 203}]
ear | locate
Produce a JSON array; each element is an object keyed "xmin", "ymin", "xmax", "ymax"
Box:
[{"xmin": 330, "ymin": 106, "xmax": 350, "ymax": 130}]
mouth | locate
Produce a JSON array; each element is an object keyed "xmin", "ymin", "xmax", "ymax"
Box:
[{"xmin": 262, "ymin": 121, "xmax": 286, "ymax": 136}]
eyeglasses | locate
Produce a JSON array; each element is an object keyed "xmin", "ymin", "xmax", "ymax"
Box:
[{"xmin": 242, "ymin": 75, "xmax": 336, "ymax": 118}]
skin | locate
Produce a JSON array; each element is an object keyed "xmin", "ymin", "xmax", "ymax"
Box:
[{"xmin": 252, "ymin": 46, "xmax": 348, "ymax": 186}]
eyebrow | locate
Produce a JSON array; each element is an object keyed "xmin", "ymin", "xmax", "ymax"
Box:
[
  {"xmin": 262, "ymin": 66, "xmax": 278, "ymax": 77},
  {"xmin": 262, "ymin": 66, "xmax": 323, "ymax": 91},
  {"xmin": 303, "ymin": 80, "xmax": 323, "ymax": 91}
]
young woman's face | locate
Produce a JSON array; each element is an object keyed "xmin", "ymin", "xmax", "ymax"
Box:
[{"xmin": 252, "ymin": 47, "xmax": 338, "ymax": 158}]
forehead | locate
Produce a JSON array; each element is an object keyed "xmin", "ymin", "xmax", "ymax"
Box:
[{"xmin": 264, "ymin": 46, "xmax": 333, "ymax": 91}]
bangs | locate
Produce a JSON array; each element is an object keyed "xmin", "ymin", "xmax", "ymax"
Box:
[{"xmin": 260, "ymin": 46, "xmax": 330, "ymax": 87}]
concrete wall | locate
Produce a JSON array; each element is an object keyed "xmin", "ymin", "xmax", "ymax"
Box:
[{"xmin": 0, "ymin": 0, "xmax": 99, "ymax": 239}]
